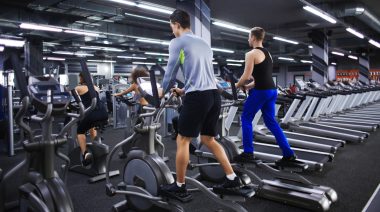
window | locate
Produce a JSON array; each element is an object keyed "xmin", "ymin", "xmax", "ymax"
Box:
[
  {"xmin": 294, "ymin": 75, "xmax": 305, "ymax": 84},
  {"xmin": 272, "ymin": 75, "xmax": 277, "ymax": 86}
]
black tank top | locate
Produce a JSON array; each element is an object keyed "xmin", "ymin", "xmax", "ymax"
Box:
[
  {"xmin": 80, "ymin": 90, "xmax": 102, "ymax": 110},
  {"xmin": 252, "ymin": 47, "xmax": 276, "ymax": 90}
]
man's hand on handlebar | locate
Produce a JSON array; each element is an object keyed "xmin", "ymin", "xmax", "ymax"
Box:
[
  {"xmin": 236, "ymin": 82, "xmax": 255, "ymax": 93},
  {"xmin": 244, "ymin": 81, "xmax": 255, "ymax": 91},
  {"xmin": 170, "ymin": 88, "xmax": 185, "ymax": 97}
]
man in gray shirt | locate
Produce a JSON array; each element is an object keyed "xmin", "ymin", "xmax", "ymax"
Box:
[{"xmin": 160, "ymin": 9, "xmax": 244, "ymax": 201}]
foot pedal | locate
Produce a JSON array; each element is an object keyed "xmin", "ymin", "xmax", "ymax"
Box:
[
  {"xmin": 160, "ymin": 190, "xmax": 193, "ymax": 203},
  {"xmin": 88, "ymin": 170, "xmax": 120, "ymax": 184},
  {"xmin": 162, "ymin": 156, "xmax": 169, "ymax": 162},
  {"xmin": 213, "ymin": 185, "xmax": 256, "ymax": 200},
  {"xmin": 275, "ymin": 161, "xmax": 308, "ymax": 172},
  {"xmin": 234, "ymin": 160, "xmax": 261, "ymax": 168},
  {"xmin": 118, "ymin": 151, "xmax": 126, "ymax": 159}
]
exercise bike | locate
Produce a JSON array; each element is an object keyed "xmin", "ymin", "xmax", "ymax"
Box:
[
  {"xmin": 105, "ymin": 66, "xmax": 255, "ymax": 212},
  {"xmin": 0, "ymin": 56, "xmax": 94, "ymax": 211},
  {"xmin": 65, "ymin": 61, "xmax": 119, "ymax": 183}
]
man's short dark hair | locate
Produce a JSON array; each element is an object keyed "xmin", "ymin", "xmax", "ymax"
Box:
[
  {"xmin": 250, "ymin": 27, "xmax": 265, "ymax": 41},
  {"xmin": 170, "ymin": 9, "xmax": 191, "ymax": 29}
]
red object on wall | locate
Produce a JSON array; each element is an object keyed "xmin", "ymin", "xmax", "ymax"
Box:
[
  {"xmin": 370, "ymin": 69, "xmax": 380, "ymax": 81},
  {"xmin": 336, "ymin": 69, "xmax": 359, "ymax": 80}
]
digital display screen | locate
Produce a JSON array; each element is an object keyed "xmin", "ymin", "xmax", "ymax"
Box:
[
  {"xmin": 218, "ymin": 81, "xmax": 230, "ymax": 89},
  {"xmin": 36, "ymin": 84, "xmax": 60, "ymax": 91}
]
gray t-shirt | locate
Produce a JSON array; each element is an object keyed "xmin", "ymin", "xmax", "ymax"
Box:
[{"xmin": 162, "ymin": 32, "xmax": 217, "ymax": 94}]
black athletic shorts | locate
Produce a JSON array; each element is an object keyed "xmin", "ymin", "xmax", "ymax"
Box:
[
  {"xmin": 178, "ymin": 89, "xmax": 221, "ymax": 137},
  {"xmin": 77, "ymin": 105, "xmax": 108, "ymax": 134}
]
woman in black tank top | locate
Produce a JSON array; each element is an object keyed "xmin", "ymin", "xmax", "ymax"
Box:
[
  {"xmin": 76, "ymin": 73, "xmax": 108, "ymax": 166},
  {"xmin": 233, "ymin": 27, "xmax": 305, "ymax": 168}
]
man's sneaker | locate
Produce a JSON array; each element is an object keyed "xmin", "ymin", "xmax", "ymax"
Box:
[
  {"xmin": 213, "ymin": 176, "xmax": 244, "ymax": 195},
  {"xmin": 160, "ymin": 182, "xmax": 193, "ymax": 203},
  {"xmin": 276, "ymin": 155, "xmax": 300, "ymax": 163},
  {"xmin": 233, "ymin": 152, "xmax": 257, "ymax": 164},
  {"xmin": 82, "ymin": 151, "xmax": 93, "ymax": 167},
  {"xmin": 275, "ymin": 155, "xmax": 308, "ymax": 170}
]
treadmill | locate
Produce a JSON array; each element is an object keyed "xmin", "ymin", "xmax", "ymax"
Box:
[
  {"xmin": 280, "ymin": 79, "xmax": 368, "ymax": 143},
  {"xmin": 310, "ymin": 82, "xmax": 379, "ymax": 132}
]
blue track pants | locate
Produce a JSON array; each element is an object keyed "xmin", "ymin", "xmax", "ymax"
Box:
[{"xmin": 241, "ymin": 89, "xmax": 294, "ymax": 157}]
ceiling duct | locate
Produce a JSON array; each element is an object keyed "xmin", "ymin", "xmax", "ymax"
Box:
[{"xmin": 334, "ymin": 3, "xmax": 380, "ymax": 34}]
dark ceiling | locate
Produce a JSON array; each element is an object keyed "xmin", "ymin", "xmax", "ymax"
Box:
[{"xmin": 0, "ymin": 0, "xmax": 379, "ymax": 68}]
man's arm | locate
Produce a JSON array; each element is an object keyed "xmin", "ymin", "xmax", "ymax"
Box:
[
  {"xmin": 236, "ymin": 51, "xmax": 255, "ymax": 88},
  {"xmin": 162, "ymin": 39, "xmax": 182, "ymax": 94}
]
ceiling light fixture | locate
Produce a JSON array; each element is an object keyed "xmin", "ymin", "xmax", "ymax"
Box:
[
  {"xmin": 303, "ymin": 6, "xmax": 337, "ymax": 24},
  {"xmin": 117, "ymin": 56, "xmax": 147, "ymax": 60},
  {"xmin": 137, "ymin": 38, "xmax": 170, "ymax": 45},
  {"xmin": 144, "ymin": 52, "xmax": 170, "ymax": 56},
  {"xmin": 108, "ymin": 0, "xmax": 136, "ymax": 6},
  {"xmin": 87, "ymin": 59, "xmax": 116, "ymax": 63},
  {"xmin": 64, "ymin": 30, "xmax": 99, "ymax": 37},
  {"xmin": 0, "ymin": 38, "xmax": 25, "ymax": 47},
  {"xmin": 348, "ymin": 55, "xmax": 358, "ymax": 60},
  {"xmin": 124, "ymin": 12, "xmax": 169, "ymax": 23},
  {"xmin": 44, "ymin": 57, "xmax": 65, "ymax": 61},
  {"xmin": 75, "ymin": 52, "xmax": 94, "ymax": 56},
  {"xmin": 346, "ymin": 28, "xmax": 364, "ymax": 39},
  {"xmin": 273, "ymin": 36, "xmax": 299, "ymax": 45},
  {"xmin": 369, "ymin": 39, "xmax": 380, "ymax": 48},
  {"xmin": 43, "ymin": 42, "xmax": 60, "ymax": 46},
  {"xmin": 109, "ymin": 0, "xmax": 173, "ymax": 14},
  {"xmin": 331, "ymin": 62, "xmax": 337, "ymax": 65},
  {"xmin": 211, "ymin": 47, "xmax": 234, "ymax": 53},
  {"xmin": 20, "ymin": 23, "xmax": 62, "ymax": 32},
  {"xmin": 227, "ymin": 63, "xmax": 242, "ymax": 67},
  {"xmin": 278, "ymin": 57, "xmax": 295, "ymax": 61},
  {"xmin": 212, "ymin": 21, "xmax": 251, "ymax": 33},
  {"xmin": 331, "ymin": 51, "xmax": 345, "ymax": 56},
  {"xmin": 53, "ymin": 51, "xmax": 74, "ymax": 55},
  {"xmin": 136, "ymin": 4, "xmax": 173, "ymax": 14},
  {"xmin": 80, "ymin": 46, "xmax": 124, "ymax": 52},
  {"xmin": 226, "ymin": 59, "xmax": 244, "ymax": 63},
  {"xmin": 132, "ymin": 62, "xmax": 156, "ymax": 65},
  {"xmin": 301, "ymin": 60, "xmax": 313, "ymax": 64}
]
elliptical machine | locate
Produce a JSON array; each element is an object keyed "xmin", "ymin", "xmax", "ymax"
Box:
[
  {"xmin": 195, "ymin": 67, "xmax": 338, "ymax": 211},
  {"xmin": 65, "ymin": 61, "xmax": 119, "ymax": 183},
  {"xmin": 105, "ymin": 66, "xmax": 255, "ymax": 212},
  {"xmin": 0, "ymin": 55, "xmax": 94, "ymax": 211}
]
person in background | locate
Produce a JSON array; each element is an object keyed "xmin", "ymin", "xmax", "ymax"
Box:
[
  {"xmin": 113, "ymin": 66, "xmax": 149, "ymax": 110},
  {"xmin": 75, "ymin": 72, "xmax": 108, "ymax": 166},
  {"xmin": 290, "ymin": 84, "xmax": 297, "ymax": 94}
]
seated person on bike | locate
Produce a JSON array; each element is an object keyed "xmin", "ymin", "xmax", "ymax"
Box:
[
  {"xmin": 113, "ymin": 66, "xmax": 150, "ymax": 113},
  {"xmin": 75, "ymin": 72, "xmax": 108, "ymax": 166}
]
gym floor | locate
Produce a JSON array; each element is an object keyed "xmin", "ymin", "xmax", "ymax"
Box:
[{"xmin": 1, "ymin": 124, "xmax": 380, "ymax": 212}]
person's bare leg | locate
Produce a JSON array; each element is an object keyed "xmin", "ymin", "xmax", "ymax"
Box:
[
  {"xmin": 77, "ymin": 134, "xmax": 87, "ymax": 154},
  {"xmin": 200, "ymin": 135, "xmax": 234, "ymax": 175},
  {"xmin": 176, "ymin": 134, "xmax": 192, "ymax": 183},
  {"xmin": 89, "ymin": 128, "xmax": 97, "ymax": 141}
]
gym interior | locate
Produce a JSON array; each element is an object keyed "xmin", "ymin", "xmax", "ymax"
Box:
[{"xmin": 0, "ymin": 0, "xmax": 380, "ymax": 211}]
